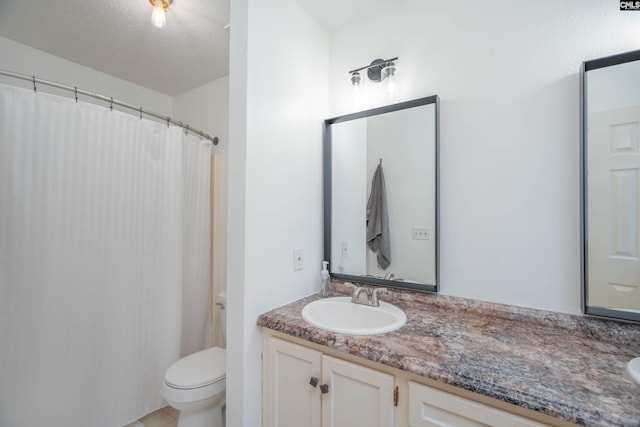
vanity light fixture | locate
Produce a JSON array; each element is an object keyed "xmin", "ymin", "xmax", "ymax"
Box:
[
  {"xmin": 349, "ymin": 57, "xmax": 398, "ymax": 92},
  {"xmin": 150, "ymin": 0, "xmax": 172, "ymax": 29}
]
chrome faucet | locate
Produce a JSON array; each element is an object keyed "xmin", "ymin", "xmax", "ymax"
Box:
[
  {"xmin": 344, "ymin": 282, "xmax": 388, "ymax": 307},
  {"xmin": 351, "ymin": 286, "xmax": 369, "ymax": 304},
  {"xmin": 370, "ymin": 287, "xmax": 387, "ymax": 307}
]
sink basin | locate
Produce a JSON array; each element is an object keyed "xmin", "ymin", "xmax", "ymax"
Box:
[
  {"xmin": 301, "ymin": 297, "xmax": 406, "ymax": 335},
  {"xmin": 629, "ymin": 358, "xmax": 640, "ymax": 385}
]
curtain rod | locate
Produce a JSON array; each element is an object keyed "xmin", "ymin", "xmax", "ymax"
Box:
[{"xmin": 0, "ymin": 69, "xmax": 219, "ymax": 145}]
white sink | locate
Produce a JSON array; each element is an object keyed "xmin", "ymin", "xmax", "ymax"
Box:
[
  {"xmin": 301, "ymin": 297, "xmax": 407, "ymax": 335},
  {"xmin": 629, "ymin": 358, "xmax": 640, "ymax": 385}
]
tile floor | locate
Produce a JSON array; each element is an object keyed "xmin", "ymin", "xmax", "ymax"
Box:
[{"xmin": 137, "ymin": 406, "xmax": 179, "ymax": 427}]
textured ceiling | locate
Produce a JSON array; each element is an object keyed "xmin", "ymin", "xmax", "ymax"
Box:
[{"xmin": 0, "ymin": 0, "xmax": 230, "ymax": 96}]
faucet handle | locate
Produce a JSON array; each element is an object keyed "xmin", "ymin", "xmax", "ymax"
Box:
[
  {"xmin": 370, "ymin": 287, "xmax": 388, "ymax": 307},
  {"xmin": 343, "ymin": 282, "xmax": 357, "ymax": 294}
]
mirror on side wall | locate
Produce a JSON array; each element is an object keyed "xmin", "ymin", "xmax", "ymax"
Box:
[
  {"xmin": 581, "ymin": 50, "xmax": 640, "ymax": 323},
  {"xmin": 324, "ymin": 96, "xmax": 439, "ymax": 293}
]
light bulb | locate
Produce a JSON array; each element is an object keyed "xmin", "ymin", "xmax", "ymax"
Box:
[
  {"xmin": 350, "ymin": 71, "xmax": 362, "ymax": 87},
  {"xmin": 350, "ymin": 72, "xmax": 364, "ymax": 110},
  {"xmin": 151, "ymin": 0, "xmax": 166, "ymax": 29},
  {"xmin": 382, "ymin": 62, "xmax": 397, "ymax": 100},
  {"xmin": 385, "ymin": 74, "xmax": 396, "ymax": 97}
]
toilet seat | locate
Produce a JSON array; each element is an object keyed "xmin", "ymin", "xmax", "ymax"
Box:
[{"xmin": 165, "ymin": 346, "xmax": 226, "ymax": 390}]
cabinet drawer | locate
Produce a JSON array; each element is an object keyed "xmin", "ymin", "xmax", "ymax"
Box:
[{"xmin": 409, "ymin": 382, "xmax": 548, "ymax": 427}]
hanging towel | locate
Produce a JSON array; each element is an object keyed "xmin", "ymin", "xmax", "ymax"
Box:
[{"xmin": 366, "ymin": 163, "xmax": 391, "ymax": 269}]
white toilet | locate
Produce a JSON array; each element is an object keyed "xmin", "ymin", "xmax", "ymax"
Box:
[{"xmin": 162, "ymin": 292, "xmax": 227, "ymax": 427}]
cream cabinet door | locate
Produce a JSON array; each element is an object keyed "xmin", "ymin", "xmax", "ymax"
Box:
[
  {"xmin": 409, "ymin": 382, "xmax": 548, "ymax": 427},
  {"xmin": 264, "ymin": 337, "xmax": 322, "ymax": 427},
  {"xmin": 321, "ymin": 355, "xmax": 395, "ymax": 427}
]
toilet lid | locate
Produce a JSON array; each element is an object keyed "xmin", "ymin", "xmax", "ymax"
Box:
[{"xmin": 165, "ymin": 347, "xmax": 226, "ymax": 389}]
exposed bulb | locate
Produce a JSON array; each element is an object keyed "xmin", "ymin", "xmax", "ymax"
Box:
[
  {"xmin": 382, "ymin": 63, "xmax": 397, "ymax": 100},
  {"xmin": 151, "ymin": 0, "xmax": 166, "ymax": 29},
  {"xmin": 350, "ymin": 72, "xmax": 364, "ymax": 110},
  {"xmin": 385, "ymin": 74, "xmax": 396, "ymax": 98},
  {"xmin": 350, "ymin": 71, "xmax": 362, "ymax": 87}
]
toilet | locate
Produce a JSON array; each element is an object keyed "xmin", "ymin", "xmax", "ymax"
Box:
[{"xmin": 162, "ymin": 292, "xmax": 227, "ymax": 427}]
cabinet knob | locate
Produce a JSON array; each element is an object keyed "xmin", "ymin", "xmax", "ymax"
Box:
[
  {"xmin": 309, "ymin": 376, "xmax": 318, "ymax": 388},
  {"xmin": 320, "ymin": 384, "xmax": 329, "ymax": 394}
]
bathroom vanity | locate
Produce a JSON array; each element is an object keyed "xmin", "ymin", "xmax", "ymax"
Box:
[{"xmin": 258, "ymin": 282, "xmax": 640, "ymax": 427}]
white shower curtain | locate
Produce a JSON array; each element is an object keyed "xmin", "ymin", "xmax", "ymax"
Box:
[{"xmin": 0, "ymin": 83, "xmax": 212, "ymax": 427}]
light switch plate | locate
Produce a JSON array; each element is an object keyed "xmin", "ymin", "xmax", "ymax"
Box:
[
  {"xmin": 412, "ymin": 227, "xmax": 430, "ymax": 240},
  {"xmin": 341, "ymin": 241, "xmax": 349, "ymax": 258}
]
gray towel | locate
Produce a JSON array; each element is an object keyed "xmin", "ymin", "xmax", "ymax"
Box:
[{"xmin": 366, "ymin": 163, "xmax": 390, "ymax": 269}]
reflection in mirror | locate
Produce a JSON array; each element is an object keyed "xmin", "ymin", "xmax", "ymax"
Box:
[
  {"xmin": 581, "ymin": 50, "xmax": 640, "ymax": 323},
  {"xmin": 324, "ymin": 96, "xmax": 439, "ymax": 293}
]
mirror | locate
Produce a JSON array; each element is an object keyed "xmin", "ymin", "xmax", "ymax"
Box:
[
  {"xmin": 324, "ymin": 96, "xmax": 439, "ymax": 293},
  {"xmin": 581, "ymin": 50, "xmax": 640, "ymax": 323}
]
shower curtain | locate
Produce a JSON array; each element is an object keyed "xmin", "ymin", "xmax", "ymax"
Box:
[{"xmin": 0, "ymin": 83, "xmax": 212, "ymax": 427}]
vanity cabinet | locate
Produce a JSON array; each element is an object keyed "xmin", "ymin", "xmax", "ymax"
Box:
[
  {"xmin": 263, "ymin": 337, "xmax": 395, "ymax": 427},
  {"xmin": 408, "ymin": 382, "xmax": 547, "ymax": 427},
  {"xmin": 263, "ymin": 333, "xmax": 556, "ymax": 427}
]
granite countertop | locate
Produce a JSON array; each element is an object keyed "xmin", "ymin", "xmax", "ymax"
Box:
[{"xmin": 257, "ymin": 281, "xmax": 640, "ymax": 427}]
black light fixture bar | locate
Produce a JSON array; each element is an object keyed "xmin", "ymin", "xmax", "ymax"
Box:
[{"xmin": 348, "ymin": 57, "xmax": 399, "ymax": 75}]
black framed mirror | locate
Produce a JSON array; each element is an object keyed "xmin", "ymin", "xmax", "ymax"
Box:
[
  {"xmin": 581, "ymin": 50, "xmax": 640, "ymax": 323},
  {"xmin": 323, "ymin": 96, "xmax": 439, "ymax": 293}
]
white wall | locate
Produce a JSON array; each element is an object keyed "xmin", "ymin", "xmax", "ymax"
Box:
[
  {"xmin": 227, "ymin": 0, "xmax": 329, "ymax": 426},
  {"xmin": 174, "ymin": 76, "xmax": 230, "ymax": 145},
  {"xmin": 0, "ymin": 36, "xmax": 173, "ymax": 115},
  {"xmin": 328, "ymin": 0, "xmax": 640, "ymax": 314}
]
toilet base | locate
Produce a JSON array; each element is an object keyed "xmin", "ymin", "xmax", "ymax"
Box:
[{"xmin": 177, "ymin": 400, "xmax": 224, "ymax": 427}]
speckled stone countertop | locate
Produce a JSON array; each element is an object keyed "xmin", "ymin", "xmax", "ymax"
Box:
[{"xmin": 257, "ymin": 281, "xmax": 640, "ymax": 427}]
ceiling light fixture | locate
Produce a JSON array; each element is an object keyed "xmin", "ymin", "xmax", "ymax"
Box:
[{"xmin": 149, "ymin": 0, "xmax": 172, "ymax": 29}]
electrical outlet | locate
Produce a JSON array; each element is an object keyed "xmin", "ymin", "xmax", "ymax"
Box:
[
  {"xmin": 293, "ymin": 248, "xmax": 303, "ymax": 271},
  {"xmin": 412, "ymin": 227, "xmax": 430, "ymax": 240}
]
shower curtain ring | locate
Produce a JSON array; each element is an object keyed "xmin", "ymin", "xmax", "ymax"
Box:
[
  {"xmin": 110, "ymin": 97, "xmax": 113, "ymax": 111},
  {"xmin": 199, "ymin": 131, "xmax": 204, "ymax": 141},
  {"xmin": 185, "ymin": 124, "xmax": 189, "ymax": 135},
  {"xmin": 74, "ymin": 87, "xmax": 78, "ymax": 103},
  {"xmin": 32, "ymin": 76, "xmax": 37, "ymax": 93},
  {"xmin": 166, "ymin": 117, "xmax": 170, "ymax": 128},
  {"xmin": 139, "ymin": 107, "xmax": 143, "ymax": 120}
]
